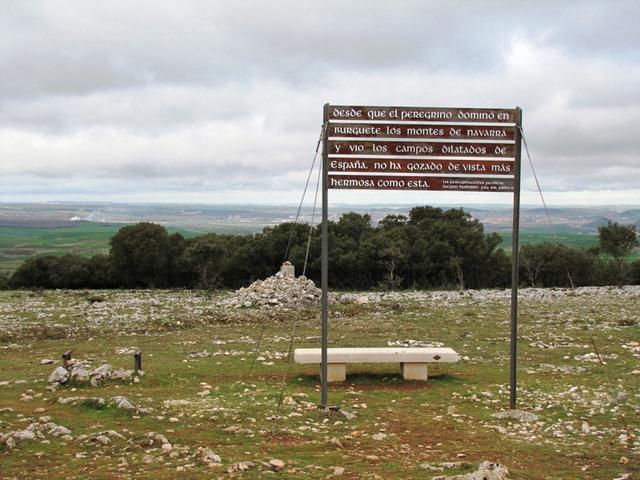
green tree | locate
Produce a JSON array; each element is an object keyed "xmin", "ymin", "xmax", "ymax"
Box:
[
  {"xmin": 629, "ymin": 260, "xmax": 640, "ymax": 285},
  {"xmin": 598, "ymin": 221, "xmax": 638, "ymax": 285},
  {"xmin": 109, "ymin": 222, "xmax": 180, "ymax": 288},
  {"xmin": 183, "ymin": 236, "xmax": 228, "ymax": 289},
  {"xmin": 519, "ymin": 243, "xmax": 595, "ymax": 288}
]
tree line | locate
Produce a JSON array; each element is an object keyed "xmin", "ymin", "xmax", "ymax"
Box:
[{"xmin": 2, "ymin": 206, "xmax": 639, "ymax": 290}]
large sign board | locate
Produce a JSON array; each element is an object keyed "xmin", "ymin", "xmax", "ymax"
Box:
[
  {"xmin": 326, "ymin": 105, "xmax": 517, "ymax": 192},
  {"xmin": 319, "ymin": 104, "xmax": 523, "ymax": 410}
]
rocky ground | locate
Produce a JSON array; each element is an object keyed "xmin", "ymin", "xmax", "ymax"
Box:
[{"xmin": 0, "ymin": 286, "xmax": 638, "ymax": 479}]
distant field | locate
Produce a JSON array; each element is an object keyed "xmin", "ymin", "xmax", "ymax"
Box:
[
  {"xmin": 0, "ymin": 222, "xmax": 201, "ymax": 274},
  {"xmin": 497, "ymin": 226, "xmax": 640, "ymax": 261},
  {"xmin": 497, "ymin": 227, "xmax": 600, "ymax": 251}
]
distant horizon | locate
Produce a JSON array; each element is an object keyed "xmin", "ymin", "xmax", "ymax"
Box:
[{"xmin": 1, "ymin": 199, "xmax": 639, "ymax": 210}]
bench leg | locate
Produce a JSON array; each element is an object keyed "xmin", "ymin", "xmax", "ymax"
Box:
[
  {"xmin": 401, "ymin": 362, "xmax": 428, "ymax": 381},
  {"xmin": 321, "ymin": 363, "xmax": 346, "ymax": 382}
]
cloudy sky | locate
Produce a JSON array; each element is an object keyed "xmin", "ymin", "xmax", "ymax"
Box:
[{"xmin": 1, "ymin": 0, "xmax": 638, "ymax": 206}]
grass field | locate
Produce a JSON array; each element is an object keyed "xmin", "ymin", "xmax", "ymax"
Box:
[
  {"xmin": 497, "ymin": 228, "xmax": 600, "ymax": 251},
  {"xmin": 496, "ymin": 226, "xmax": 640, "ymax": 261},
  {"xmin": 0, "ymin": 287, "xmax": 638, "ymax": 479}
]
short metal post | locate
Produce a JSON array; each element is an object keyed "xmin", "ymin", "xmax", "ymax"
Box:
[
  {"xmin": 510, "ymin": 107, "xmax": 523, "ymax": 409},
  {"xmin": 134, "ymin": 350, "xmax": 142, "ymax": 375},
  {"xmin": 321, "ymin": 103, "xmax": 329, "ymax": 408},
  {"xmin": 62, "ymin": 350, "xmax": 73, "ymax": 369}
]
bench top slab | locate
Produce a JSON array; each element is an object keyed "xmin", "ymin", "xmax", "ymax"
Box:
[{"xmin": 293, "ymin": 347, "xmax": 458, "ymax": 364}]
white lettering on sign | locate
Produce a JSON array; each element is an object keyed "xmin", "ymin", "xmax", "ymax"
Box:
[
  {"xmin": 407, "ymin": 126, "xmax": 444, "ymax": 136},
  {"xmin": 406, "ymin": 162, "xmax": 443, "ymax": 172},
  {"xmin": 332, "ymin": 108, "xmax": 362, "ymax": 118},
  {"xmin": 441, "ymin": 145, "xmax": 487, "ymax": 155},
  {"xmin": 399, "ymin": 110, "xmax": 453, "ymax": 121},
  {"xmin": 491, "ymin": 163, "xmax": 512, "ymax": 173},
  {"xmin": 330, "ymin": 177, "xmax": 374, "ymax": 188},
  {"xmin": 395, "ymin": 144, "xmax": 434, "ymax": 155},
  {"xmin": 377, "ymin": 178, "xmax": 406, "ymax": 188},
  {"xmin": 465, "ymin": 128, "xmax": 508, "ymax": 137},
  {"xmin": 457, "ymin": 111, "xmax": 495, "ymax": 121},
  {"xmin": 333, "ymin": 125, "xmax": 382, "ymax": 135},
  {"xmin": 329, "ymin": 160, "xmax": 370, "ymax": 171},
  {"xmin": 407, "ymin": 179, "xmax": 431, "ymax": 189}
]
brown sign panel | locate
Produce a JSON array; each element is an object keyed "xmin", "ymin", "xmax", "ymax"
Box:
[
  {"xmin": 328, "ymin": 158, "xmax": 514, "ymax": 175},
  {"xmin": 329, "ymin": 141, "xmax": 514, "ymax": 158},
  {"xmin": 328, "ymin": 123, "xmax": 516, "ymax": 141},
  {"xmin": 328, "ymin": 175, "xmax": 515, "ymax": 192},
  {"xmin": 328, "ymin": 106, "xmax": 516, "ymax": 123}
]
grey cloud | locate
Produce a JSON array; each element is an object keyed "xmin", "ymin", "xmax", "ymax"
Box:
[
  {"xmin": 0, "ymin": 0, "xmax": 639, "ymax": 204},
  {"xmin": 3, "ymin": 1, "xmax": 638, "ymax": 99}
]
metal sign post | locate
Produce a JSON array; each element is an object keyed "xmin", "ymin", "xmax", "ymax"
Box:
[
  {"xmin": 319, "ymin": 104, "xmax": 522, "ymax": 409},
  {"xmin": 320, "ymin": 103, "xmax": 329, "ymax": 408},
  {"xmin": 510, "ymin": 107, "xmax": 523, "ymax": 409}
]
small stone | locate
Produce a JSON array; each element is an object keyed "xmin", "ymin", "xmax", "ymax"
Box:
[
  {"xmin": 491, "ymin": 410, "xmax": 540, "ymax": 422},
  {"xmin": 268, "ymin": 459, "xmax": 285, "ymax": 471},
  {"xmin": 48, "ymin": 366, "xmax": 69, "ymax": 385},
  {"xmin": 13, "ymin": 430, "xmax": 36, "ymax": 441},
  {"xmin": 70, "ymin": 364, "xmax": 90, "ymax": 384},
  {"xmin": 161, "ymin": 443, "xmax": 173, "ymax": 454},
  {"xmin": 619, "ymin": 456, "xmax": 629, "ymax": 465},
  {"xmin": 110, "ymin": 369, "xmax": 134, "ymax": 381},
  {"xmin": 40, "ymin": 359, "xmax": 54, "ymax": 365},
  {"xmin": 372, "ymin": 433, "xmax": 387, "ymax": 441},
  {"xmin": 447, "ymin": 405, "xmax": 458, "ymax": 415},
  {"xmin": 49, "ymin": 425, "xmax": 71, "ymax": 437},
  {"xmin": 111, "ymin": 396, "xmax": 135, "ymax": 411},
  {"xmin": 341, "ymin": 410, "xmax": 356, "ymax": 420},
  {"xmin": 330, "ymin": 437, "xmax": 344, "ymax": 449},
  {"xmin": 90, "ymin": 364, "xmax": 113, "ymax": 386},
  {"xmin": 331, "ymin": 466, "xmax": 345, "ymax": 476},
  {"xmin": 228, "ymin": 461, "xmax": 254, "ymax": 473},
  {"xmin": 94, "ymin": 435, "xmax": 110, "ymax": 445},
  {"xmin": 196, "ymin": 447, "xmax": 221, "ymax": 465},
  {"xmin": 439, "ymin": 461, "xmax": 508, "ymax": 480}
]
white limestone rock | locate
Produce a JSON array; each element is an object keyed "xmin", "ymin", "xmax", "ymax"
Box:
[
  {"xmin": 491, "ymin": 410, "xmax": 540, "ymax": 422},
  {"xmin": 436, "ymin": 461, "xmax": 509, "ymax": 480},
  {"xmin": 48, "ymin": 366, "xmax": 69, "ymax": 385}
]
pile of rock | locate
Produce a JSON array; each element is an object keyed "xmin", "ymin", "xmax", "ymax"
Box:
[
  {"xmin": 0, "ymin": 416, "xmax": 72, "ymax": 450},
  {"xmin": 57, "ymin": 395, "xmax": 152, "ymax": 414},
  {"xmin": 219, "ymin": 262, "xmax": 322, "ymax": 309},
  {"xmin": 48, "ymin": 362, "xmax": 139, "ymax": 387},
  {"xmin": 433, "ymin": 461, "xmax": 509, "ymax": 480}
]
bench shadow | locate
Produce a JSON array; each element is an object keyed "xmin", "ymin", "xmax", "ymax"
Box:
[{"xmin": 289, "ymin": 371, "xmax": 463, "ymax": 389}]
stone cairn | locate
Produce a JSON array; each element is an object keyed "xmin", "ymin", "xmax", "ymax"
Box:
[{"xmin": 219, "ymin": 262, "xmax": 322, "ymax": 309}]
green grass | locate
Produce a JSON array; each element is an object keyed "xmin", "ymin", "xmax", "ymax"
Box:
[
  {"xmin": 498, "ymin": 227, "xmax": 640, "ymax": 260},
  {"xmin": 497, "ymin": 227, "xmax": 600, "ymax": 251},
  {"xmin": 0, "ymin": 289, "xmax": 638, "ymax": 479}
]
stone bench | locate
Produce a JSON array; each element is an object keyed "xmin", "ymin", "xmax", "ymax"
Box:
[{"xmin": 293, "ymin": 347, "xmax": 459, "ymax": 382}]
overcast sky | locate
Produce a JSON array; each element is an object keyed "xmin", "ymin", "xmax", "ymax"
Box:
[{"xmin": 1, "ymin": 0, "xmax": 638, "ymax": 206}]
